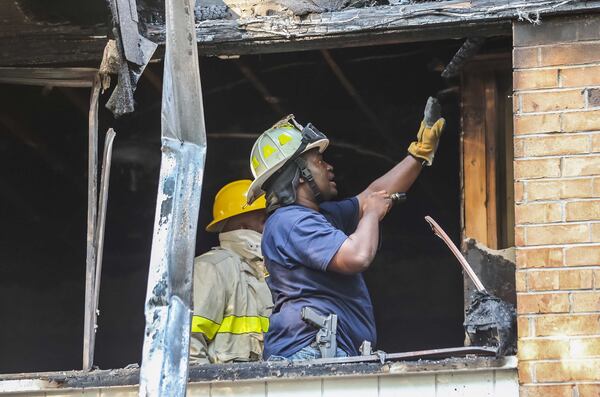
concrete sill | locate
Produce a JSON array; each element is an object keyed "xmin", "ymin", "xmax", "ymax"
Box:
[{"xmin": 0, "ymin": 355, "xmax": 517, "ymax": 393}]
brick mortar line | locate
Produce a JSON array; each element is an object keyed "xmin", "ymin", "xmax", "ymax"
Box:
[
  {"xmin": 518, "ymin": 272, "xmax": 599, "ymax": 277},
  {"xmin": 515, "ymin": 131, "xmax": 600, "ymax": 137},
  {"xmin": 516, "ymin": 242, "xmax": 600, "ymax": 249},
  {"xmin": 516, "ymin": 220, "xmax": 600, "ymax": 226},
  {"xmin": 516, "ymin": 84, "xmax": 600, "ymax": 92},
  {"xmin": 517, "ymin": 198, "xmax": 600, "ymax": 204},
  {"xmin": 518, "ymin": 93, "xmax": 523, "ymax": 114},
  {"xmin": 569, "ymin": 291, "xmax": 574, "ymax": 314},
  {"xmin": 514, "ymin": 107, "xmax": 600, "ymax": 116},
  {"xmin": 515, "ymin": 152, "xmax": 600, "ymax": 160},
  {"xmin": 519, "ymin": 199, "xmax": 600, "ymax": 205},
  {"xmin": 586, "ymin": 87, "xmax": 591, "ymax": 109},
  {"xmin": 514, "ymin": 62, "xmax": 600, "ymax": 72},
  {"xmin": 516, "ymin": 358, "xmax": 600, "ymax": 363},
  {"xmin": 515, "ymin": 86, "xmax": 600, "ymax": 95},
  {"xmin": 516, "ymin": 180, "xmax": 600, "ymax": 184},
  {"xmin": 514, "ymin": 131, "xmax": 600, "ymax": 138},
  {"xmin": 516, "ymin": 175, "xmax": 599, "ymax": 181},
  {"xmin": 514, "ymin": 60, "xmax": 600, "ymax": 72},
  {"xmin": 516, "ymin": 177, "xmax": 600, "ymax": 183},
  {"xmin": 517, "ymin": 107, "xmax": 600, "ymax": 117},
  {"xmin": 517, "ymin": 284, "xmax": 600, "ymax": 288},
  {"xmin": 519, "ymin": 335, "xmax": 600, "ymax": 340},
  {"xmin": 518, "ymin": 291, "xmax": 600, "ymax": 296},
  {"xmin": 518, "ymin": 222, "xmax": 599, "ymax": 228},
  {"xmin": 519, "ymin": 357, "xmax": 600, "ymax": 363},
  {"xmin": 519, "ymin": 289, "xmax": 598, "ymax": 294},
  {"xmin": 519, "ymin": 336, "xmax": 600, "ymax": 342},
  {"xmin": 515, "ymin": 153, "xmax": 598, "ymax": 161},
  {"xmin": 516, "ymin": 312, "xmax": 600, "ymax": 317},
  {"xmin": 515, "ymin": 39, "xmax": 600, "ymax": 50}
]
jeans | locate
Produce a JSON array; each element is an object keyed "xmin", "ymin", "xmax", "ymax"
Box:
[{"xmin": 269, "ymin": 344, "xmax": 349, "ymax": 361}]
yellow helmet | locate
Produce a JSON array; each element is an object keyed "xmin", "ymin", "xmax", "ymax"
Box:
[{"xmin": 206, "ymin": 180, "xmax": 266, "ymax": 232}]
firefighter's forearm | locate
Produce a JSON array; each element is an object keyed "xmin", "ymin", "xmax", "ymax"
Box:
[
  {"xmin": 368, "ymin": 155, "xmax": 422, "ymax": 195},
  {"xmin": 327, "ymin": 211, "xmax": 380, "ymax": 274},
  {"xmin": 356, "ymin": 156, "xmax": 421, "ymax": 217}
]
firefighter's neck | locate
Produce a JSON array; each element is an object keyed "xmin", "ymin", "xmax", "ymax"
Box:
[{"xmin": 295, "ymin": 182, "xmax": 319, "ymax": 211}]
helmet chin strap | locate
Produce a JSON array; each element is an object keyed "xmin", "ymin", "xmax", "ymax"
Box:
[{"xmin": 294, "ymin": 157, "xmax": 322, "ymax": 203}]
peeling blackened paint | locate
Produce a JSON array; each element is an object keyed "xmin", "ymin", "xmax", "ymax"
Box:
[
  {"xmin": 138, "ymin": 0, "xmax": 207, "ymax": 394},
  {"xmin": 158, "ymin": 177, "xmax": 175, "ymax": 227}
]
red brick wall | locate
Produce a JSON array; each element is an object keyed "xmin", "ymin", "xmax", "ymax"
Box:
[{"xmin": 513, "ymin": 15, "xmax": 600, "ymax": 397}]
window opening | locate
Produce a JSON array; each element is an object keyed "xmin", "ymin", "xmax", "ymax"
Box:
[{"xmin": 0, "ymin": 37, "xmax": 515, "ymax": 374}]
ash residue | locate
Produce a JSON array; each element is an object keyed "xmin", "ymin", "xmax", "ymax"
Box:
[{"xmin": 464, "ymin": 291, "xmax": 516, "ymax": 356}]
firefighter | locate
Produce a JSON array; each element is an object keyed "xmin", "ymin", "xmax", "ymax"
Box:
[
  {"xmin": 245, "ymin": 97, "xmax": 445, "ymax": 360},
  {"xmin": 190, "ymin": 180, "xmax": 273, "ymax": 364}
]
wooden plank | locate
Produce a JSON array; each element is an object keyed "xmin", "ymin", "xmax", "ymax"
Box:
[
  {"xmin": 461, "ymin": 56, "xmax": 512, "ymax": 249},
  {"xmin": 502, "ymin": 85, "xmax": 515, "ymax": 247},
  {"xmin": 3, "ymin": 0, "xmax": 600, "ymax": 65},
  {"xmin": 462, "ymin": 63, "xmax": 488, "ymax": 245},
  {"xmin": 83, "ymin": 76, "xmax": 101, "ymax": 372},
  {"xmin": 484, "ymin": 73, "xmax": 499, "ymax": 249}
]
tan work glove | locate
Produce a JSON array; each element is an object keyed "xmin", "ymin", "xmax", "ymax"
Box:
[{"xmin": 407, "ymin": 96, "xmax": 445, "ymax": 166}]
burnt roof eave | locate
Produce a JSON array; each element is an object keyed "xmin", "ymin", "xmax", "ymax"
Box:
[
  {"xmin": 2, "ymin": 0, "xmax": 600, "ymax": 66},
  {"xmin": 148, "ymin": 0, "xmax": 600, "ymax": 56}
]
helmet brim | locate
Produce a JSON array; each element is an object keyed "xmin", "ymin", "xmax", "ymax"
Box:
[
  {"xmin": 205, "ymin": 206, "xmax": 264, "ymax": 232},
  {"xmin": 246, "ymin": 138, "xmax": 329, "ymax": 204}
]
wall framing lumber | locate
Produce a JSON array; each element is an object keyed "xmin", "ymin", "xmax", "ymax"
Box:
[
  {"xmin": 2, "ymin": 0, "xmax": 600, "ymax": 66},
  {"xmin": 461, "ymin": 54, "xmax": 513, "ymax": 250}
]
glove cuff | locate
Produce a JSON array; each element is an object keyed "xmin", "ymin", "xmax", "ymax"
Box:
[{"xmin": 408, "ymin": 141, "xmax": 433, "ymax": 166}]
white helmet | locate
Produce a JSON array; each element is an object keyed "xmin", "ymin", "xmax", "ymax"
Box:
[{"xmin": 247, "ymin": 115, "xmax": 329, "ymax": 205}]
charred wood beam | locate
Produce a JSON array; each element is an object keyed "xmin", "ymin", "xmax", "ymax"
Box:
[
  {"xmin": 441, "ymin": 37, "xmax": 486, "ymax": 78},
  {"xmin": 83, "ymin": 77, "xmax": 101, "ymax": 372},
  {"xmin": 0, "ymin": 67, "xmax": 97, "ymax": 87},
  {"xmin": 235, "ymin": 59, "xmax": 285, "ymax": 116},
  {"xmin": 58, "ymin": 87, "xmax": 91, "ymax": 116},
  {"xmin": 320, "ymin": 49, "xmax": 394, "ymax": 148},
  {"xmin": 3, "ymin": 0, "xmax": 600, "ymax": 65},
  {"xmin": 0, "ymin": 178, "xmax": 41, "ymax": 222},
  {"xmin": 0, "ymin": 26, "xmax": 108, "ymax": 67},
  {"xmin": 204, "ymin": 61, "xmax": 316, "ymax": 96},
  {"xmin": 0, "ymin": 113, "xmax": 75, "ymax": 178},
  {"xmin": 142, "ymin": 66, "xmax": 163, "ymax": 93},
  {"xmin": 149, "ymin": 0, "xmax": 600, "ymax": 55}
]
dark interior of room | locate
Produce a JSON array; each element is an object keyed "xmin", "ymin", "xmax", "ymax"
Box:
[{"xmin": 0, "ymin": 38, "xmax": 510, "ymax": 373}]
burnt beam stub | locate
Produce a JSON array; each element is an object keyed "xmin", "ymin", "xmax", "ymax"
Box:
[{"xmin": 463, "ymin": 238, "xmax": 516, "ymax": 308}]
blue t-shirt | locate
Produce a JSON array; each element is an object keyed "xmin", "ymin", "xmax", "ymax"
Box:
[{"xmin": 262, "ymin": 197, "xmax": 376, "ymax": 359}]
